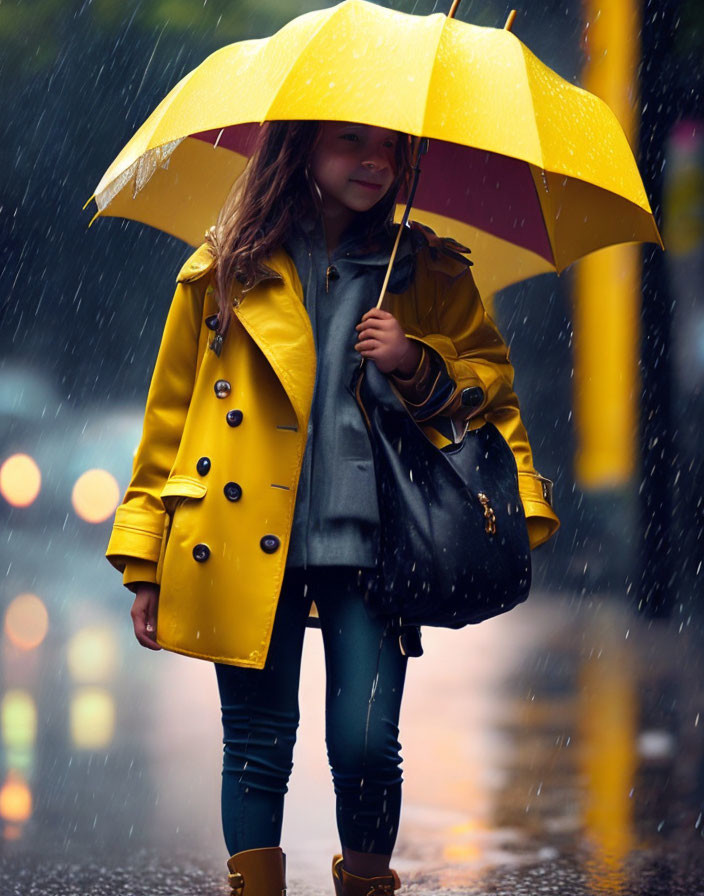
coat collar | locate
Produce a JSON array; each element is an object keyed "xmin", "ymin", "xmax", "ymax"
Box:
[
  {"xmin": 175, "ymin": 219, "xmax": 472, "ymax": 288},
  {"xmin": 176, "ymin": 221, "xmax": 472, "ymax": 432},
  {"xmin": 176, "ymin": 242, "xmax": 282, "ymax": 295},
  {"xmin": 289, "ymin": 213, "xmax": 427, "ymax": 294}
]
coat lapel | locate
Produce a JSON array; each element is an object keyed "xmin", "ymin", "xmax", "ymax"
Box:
[{"xmin": 232, "ymin": 248, "xmax": 317, "ymax": 434}]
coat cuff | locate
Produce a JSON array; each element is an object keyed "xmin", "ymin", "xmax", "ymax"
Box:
[
  {"xmin": 389, "ymin": 343, "xmax": 457, "ymax": 419},
  {"xmin": 105, "ymin": 505, "xmax": 165, "ymax": 574},
  {"xmin": 122, "ymin": 559, "xmax": 159, "ymax": 594},
  {"xmin": 518, "ymin": 471, "xmax": 560, "ymax": 549},
  {"xmin": 396, "ymin": 335, "xmax": 491, "ymax": 423},
  {"xmin": 389, "ymin": 345, "xmax": 434, "ymax": 402}
]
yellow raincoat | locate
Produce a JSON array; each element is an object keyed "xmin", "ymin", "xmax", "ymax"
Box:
[{"xmin": 105, "ymin": 235, "xmax": 559, "ymax": 668}]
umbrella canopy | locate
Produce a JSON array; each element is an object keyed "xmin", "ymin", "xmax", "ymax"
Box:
[{"xmin": 85, "ymin": 0, "xmax": 662, "ymax": 296}]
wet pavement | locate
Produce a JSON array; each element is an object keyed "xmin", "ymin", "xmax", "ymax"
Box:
[{"xmin": 1, "ymin": 588, "xmax": 703, "ymax": 894}]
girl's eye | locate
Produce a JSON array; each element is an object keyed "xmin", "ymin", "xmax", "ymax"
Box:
[{"xmin": 340, "ymin": 133, "xmax": 360, "ymax": 142}]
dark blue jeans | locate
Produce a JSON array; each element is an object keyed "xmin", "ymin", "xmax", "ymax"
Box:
[{"xmin": 214, "ymin": 565, "xmax": 409, "ymax": 856}]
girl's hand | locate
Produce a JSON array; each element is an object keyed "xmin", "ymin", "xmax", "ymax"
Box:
[
  {"xmin": 131, "ymin": 584, "xmax": 162, "ymax": 651},
  {"xmin": 354, "ymin": 308, "xmax": 422, "ymax": 375}
]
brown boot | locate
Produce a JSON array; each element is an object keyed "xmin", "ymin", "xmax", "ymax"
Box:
[
  {"xmin": 331, "ymin": 853, "xmax": 401, "ymax": 896},
  {"xmin": 226, "ymin": 846, "xmax": 287, "ymax": 895}
]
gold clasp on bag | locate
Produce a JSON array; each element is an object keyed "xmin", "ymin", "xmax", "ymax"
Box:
[{"xmin": 477, "ymin": 492, "xmax": 497, "ymax": 535}]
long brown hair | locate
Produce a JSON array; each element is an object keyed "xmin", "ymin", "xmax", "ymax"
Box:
[{"xmin": 204, "ymin": 120, "xmax": 414, "ymax": 343}]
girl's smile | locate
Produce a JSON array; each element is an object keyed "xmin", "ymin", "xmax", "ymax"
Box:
[{"xmin": 349, "ymin": 178, "xmax": 384, "ymax": 191}]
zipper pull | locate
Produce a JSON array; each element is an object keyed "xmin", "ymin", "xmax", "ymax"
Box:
[{"xmin": 325, "ymin": 264, "xmax": 339, "ymax": 293}]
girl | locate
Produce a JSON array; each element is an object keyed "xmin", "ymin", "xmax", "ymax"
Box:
[{"xmin": 106, "ymin": 119, "xmax": 558, "ymax": 896}]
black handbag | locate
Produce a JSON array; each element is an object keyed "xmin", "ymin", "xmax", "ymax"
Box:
[{"xmin": 351, "ymin": 358, "xmax": 531, "ymax": 631}]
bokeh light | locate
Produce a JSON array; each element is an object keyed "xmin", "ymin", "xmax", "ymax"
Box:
[
  {"xmin": 69, "ymin": 688, "xmax": 115, "ymax": 749},
  {"xmin": 67, "ymin": 627, "xmax": 119, "ymax": 683},
  {"xmin": 1, "ymin": 691, "xmax": 37, "ymax": 777},
  {"xmin": 0, "ymin": 770, "xmax": 32, "ymax": 824},
  {"xmin": 1, "ymin": 690, "xmax": 37, "ymax": 750},
  {"xmin": 0, "ymin": 454, "xmax": 41, "ymax": 507},
  {"xmin": 71, "ymin": 468, "xmax": 121, "ymax": 524},
  {"xmin": 4, "ymin": 594, "xmax": 49, "ymax": 650}
]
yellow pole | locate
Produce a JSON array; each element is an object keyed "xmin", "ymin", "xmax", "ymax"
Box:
[
  {"xmin": 578, "ymin": 617, "xmax": 636, "ymax": 891},
  {"xmin": 574, "ymin": 0, "xmax": 642, "ymax": 488}
]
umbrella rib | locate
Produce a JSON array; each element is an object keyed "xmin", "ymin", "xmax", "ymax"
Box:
[
  {"xmin": 259, "ymin": 3, "xmax": 351, "ymax": 124},
  {"xmin": 417, "ymin": 13, "xmax": 456, "ymax": 139},
  {"xmin": 515, "ymin": 48, "xmax": 546, "ymax": 171},
  {"xmin": 505, "ymin": 38, "xmax": 555, "ymax": 264},
  {"xmin": 417, "ymin": 16, "xmax": 557, "ymax": 268}
]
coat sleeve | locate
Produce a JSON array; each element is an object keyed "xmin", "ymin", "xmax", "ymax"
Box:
[
  {"xmin": 397, "ymin": 257, "xmax": 560, "ymax": 550},
  {"xmin": 388, "ymin": 344, "xmax": 456, "ymax": 417},
  {"xmin": 105, "ymin": 272, "xmax": 204, "ymax": 590},
  {"xmin": 405, "ymin": 262, "xmax": 514, "ymax": 421}
]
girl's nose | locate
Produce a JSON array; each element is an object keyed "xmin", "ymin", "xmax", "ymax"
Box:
[{"xmin": 362, "ymin": 155, "xmax": 386, "ymax": 171}]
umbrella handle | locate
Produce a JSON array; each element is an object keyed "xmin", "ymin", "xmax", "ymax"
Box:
[
  {"xmin": 355, "ymin": 135, "xmax": 428, "ymax": 374},
  {"xmin": 372, "ymin": 136, "xmax": 428, "ymax": 313}
]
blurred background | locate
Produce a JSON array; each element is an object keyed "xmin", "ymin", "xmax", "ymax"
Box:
[{"xmin": 1, "ymin": 0, "xmax": 703, "ymax": 892}]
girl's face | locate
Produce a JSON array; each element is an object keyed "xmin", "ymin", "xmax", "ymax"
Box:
[{"xmin": 309, "ymin": 121, "xmax": 400, "ymax": 220}]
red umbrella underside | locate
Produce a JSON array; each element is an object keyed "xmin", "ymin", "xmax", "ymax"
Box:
[{"xmin": 192, "ymin": 123, "xmax": 555, "ymax": 265}]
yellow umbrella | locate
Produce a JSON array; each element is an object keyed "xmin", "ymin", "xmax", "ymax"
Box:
[{"xmin": 84, "ymin": 0, "xmax": 662, "ymax": 297}]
